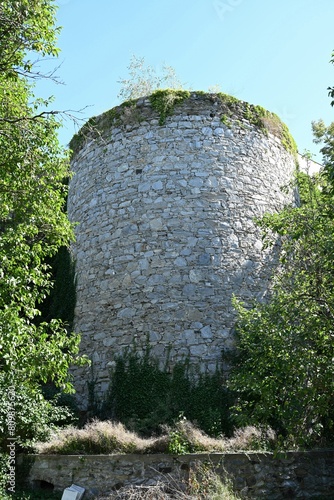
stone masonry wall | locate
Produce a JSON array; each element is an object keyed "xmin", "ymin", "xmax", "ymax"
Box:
[
  {"xmin": 68, "ymin": 93, "xmax": 297, "ymax": 404},
  {"xmin": 26, "ymin": 450, "xmax": 334, "ymax": 499}
]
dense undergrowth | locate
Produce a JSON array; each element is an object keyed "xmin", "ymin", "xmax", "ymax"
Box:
[{"xmin": 88, "ymin": 346, "xmax": 234, "ymax": 439}]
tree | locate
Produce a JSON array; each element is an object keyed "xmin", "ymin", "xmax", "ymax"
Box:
[
  {"xmin": 312, "ymin": 119, "xmax": 334, "ymax": 190},
  {"xmin": 229, "ymin": 58, "xmax": 334, "ymax": 447},
  {"xmin": 0, "ymin": 0, "xmax": 86, "ymax": 453},
  {"xmin": 117, "ymin": 54, "xmax": 186, "ymax": 102},
  {"xmin": 230, "ymin": 170, "xmax": 334, "ymax": 447},
  {"xmin": 327, "ymin": 51, "xmax": 334, "ymax": 106}
]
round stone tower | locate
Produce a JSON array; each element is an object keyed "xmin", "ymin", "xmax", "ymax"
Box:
[{"xmin": 68, "ymin": 92, "xmax": 297, "ymax": 404}]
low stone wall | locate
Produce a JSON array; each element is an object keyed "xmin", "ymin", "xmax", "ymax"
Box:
[{"xmin": 23, "ymin": 450, "xmax": 334, "ymax": 499}]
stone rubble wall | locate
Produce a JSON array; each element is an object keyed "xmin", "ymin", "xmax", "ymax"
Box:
[
  {"xmin": 68, "ymin": 93, "xmax": 296, "ymax": 404},
  {"xmin": 25, "ymin": 450, "xmax": 334, "ymax": 499}
]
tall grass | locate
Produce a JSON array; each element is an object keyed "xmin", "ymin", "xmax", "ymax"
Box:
[{"xmin": 36, "ymin": 418, "xmax": 276, "ymax": 455}]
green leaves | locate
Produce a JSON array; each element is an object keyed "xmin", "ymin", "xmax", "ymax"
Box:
[
  {"xmin": 0, "ymin": 0, "xmax": 87, "ymax": 454},
  {"xmin": 0, "ymin": 0, "xmax": 60, "ymax": 77},
  {"xmin": 312, "ymin": 117, "xmax": 334, "ymax": 190},
  {"xmin": 229, "ymin": 165, "xmax": 334, "ymax": 447},
  {"xmin": 98, "ymin": 346, "xmax": 233, "ymax": 438}
]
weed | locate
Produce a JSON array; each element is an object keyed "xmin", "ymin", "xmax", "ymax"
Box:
[
  {"xmin": 70, "ymin": 90, "xmax": 297, "ymax": 156},
  {"xmin": 36, "ymin": 418, "xmax": 276, "ymax": 456},
  {"xmin": 69, "ymin": 116, "xmax": 98, "ymax": 155},
  {"xmin": 95, "ymin": 461, "xmax": 241, "ymax": 499},
  {"xmin": 188, "ymin": 461, "xmax": 241, "ymax": 500},
  {"xmin": 36, "ymin": 420, "xmax": 167, "ymax": 455},
  {"xmin": 220, "ymin": 114, "xmax": 232, "ymax": 127},
  {"xmin": 150, "ymin": 89, "xmax": 191, "ymax": 125}
]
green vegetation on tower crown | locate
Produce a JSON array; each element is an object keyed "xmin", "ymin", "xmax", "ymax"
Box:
[{"xmin": 69, "ymin": 90, "xmax": 297, "ymax": 156}]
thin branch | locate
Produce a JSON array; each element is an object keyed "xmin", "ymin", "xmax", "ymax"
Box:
[{"xmin": 0, "ymin": 107, "xmax": 90, "ymax": 124}]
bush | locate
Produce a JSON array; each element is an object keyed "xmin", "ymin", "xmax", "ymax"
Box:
[
  {"xmin": 228, "ymin": 168, "xmax": 334, "ymax": 448},
  {"xmin": 0, "ymin": 375, "xmax": 78, "ymax": 453}
]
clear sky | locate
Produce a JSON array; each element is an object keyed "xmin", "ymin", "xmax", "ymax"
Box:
[{"xmin": 39, "ymin": 0, "xmax": 334, "ymax": 161}]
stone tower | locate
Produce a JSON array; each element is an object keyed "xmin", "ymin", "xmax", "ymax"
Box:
[{"xmin": 68, "ymin": 92, "xmax": 297, "ymax": 404}]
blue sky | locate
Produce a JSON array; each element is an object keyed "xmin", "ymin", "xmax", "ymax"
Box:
[{"xmin": 40, "ymin": 0, "xmax": 334, "ymax": 160}]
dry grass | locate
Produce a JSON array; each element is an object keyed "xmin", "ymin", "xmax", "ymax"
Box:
[
  {"xmin": 96, "ymin": 481, "xmax": 192, "ymax": 500},
  {"xmin": 163, "ymin": 418, "xmax": 226, "ymax": 453},
  {"xmin": 95, "ymin": 462, "xmax": 241, "ymax": 499},
  {"xmin": 36, "ymin": 418, "xmax": 276, "ymax": 456},
  {"xmin": 36, "ymin": 420, "xmax": 167, "ymax": 455},
  {"xmin": 224, "ymin": 425, "xmax": 276, "ymax": 451},
  {"xmin": 35, "ymin": 421, "xmax": 272, "ymax": 500}
]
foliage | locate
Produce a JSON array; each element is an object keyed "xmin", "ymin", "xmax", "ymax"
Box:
[
  {"xmin": 13, "ymin": 492, "xmax": 61, "ymax": 500},
  {"xmin": 217, "ymin": 96, "xmax": 297, "ymax": 154},
  {"xmin": 0, "ymin": 0, "xmax": 60, "ymax": 78},
  {"xmin": 38, "ymin": 246, "xmax": 77, "ymax": 329},
  {"xmin": 69, "ymin": 56, "xmax": 190, "ymax": 152},
  {"xmin": 38, "ymin": 421, "xmax": 143, "ymax": 455},
  {"xmin": 70, "ymin": 57, "xmax": 188, "ymax": 153},
  {"xmin": 117, "ymin": 55, "xmax": 186, "ymax": 102},
  {"xmin": 312, "ymin": 51, "xmax": 334, "ymax": 189},
  {"xmin": 0, "ymin": 452, "xmax": 60, "ymax": 499},
  {"xmin": 250, "ymin": 106, "xmax": 297, "ymax": 154},
  {"xmin": 327, "ymin": 51, "xmax": 334, "ymax": 107},
  {"xmin": 167, "ymin": 428, "xmax": 191, "ymax": 455},
  {"xmin": 69, "ymin": 115, "xmax": 99, "ymax": 156},
  {"xmin": 42, "ymin": 383, "xmax": 80, "ymax": 425},
  {"xmin": 166, "ymin": 417, "xmax": 207, "ymax": 455},
  {"xmin": 96, "ymin": 346, "xmax": 233, "ymax": 438},
  {"xmin": 220, "ymin": 114, "xmax": 232, "ymax": 127},
  {"xmin": 149, "ymin": 89, "xmax": 191, "ymax": 125},
  {"xmin": 312, "ymin": 118, "xmax": 334, "ymax": 190},
  {"xmin": 35, "ymin": 419, "xmax": 172, "ymax": 455},
  {"xmin": 0, "ymin": 452, "xmax": 8, "ymax": 495},
  {"xmin": 228, "ymin": 51, "xmax": 334, "ymax": 443},
  {"xmin": 0, "ymin": 376, "xmax": 77, "ymax": 452},
  {"xmin": 217, "ymin": 92, "xmax": 239, "ymax": 107},
  {"xmin": 187, "ymin": 461, "xmax": 241, "ymax": 500},
  {"xmin": 229, "ymin": 165, "xmax": 334, "ymax": 447},
  {"xmin": 71, "ymin": 52, "xmax": 297, "ymax": 156},
  {"xmin": 117, "ymin": 56, "xmax": 190, "ymax": 125},
  {"xmin": 0, "ymin": 4, "xmax": 87, "ymax": 487}
]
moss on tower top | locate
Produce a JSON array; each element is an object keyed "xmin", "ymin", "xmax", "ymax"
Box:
[{"xmin": 69, "ymin": 91, "xmax": 297, "ymax": 157}]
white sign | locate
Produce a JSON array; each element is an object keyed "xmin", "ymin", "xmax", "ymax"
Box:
[{"xmin": 61, "ymin": 484, "xmax": 85, "ymax": 500}]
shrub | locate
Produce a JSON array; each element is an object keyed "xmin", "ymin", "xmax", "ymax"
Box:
[{"xmin": 0, "ymin": 376, "xmax": 78, "ymax": 454}]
